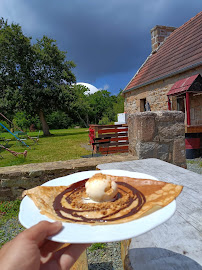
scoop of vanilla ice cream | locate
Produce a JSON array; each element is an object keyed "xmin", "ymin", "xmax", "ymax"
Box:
[{"xmin": 85, "ymin": 173, "xmax": 118, "ymax": 202}]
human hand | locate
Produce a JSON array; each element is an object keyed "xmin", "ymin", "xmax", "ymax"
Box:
[{"xmin": 0, "ymin": 221, "xmax": 89, "ymax": 270}]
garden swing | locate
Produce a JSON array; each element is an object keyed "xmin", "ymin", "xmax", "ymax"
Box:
[
  {"xmin": 0, "ymin": 144, "xmax": 27, "ymax": 159},
  {"xmin": 0, "ymin": 113, "xmax": 38, "ymax": 146}
]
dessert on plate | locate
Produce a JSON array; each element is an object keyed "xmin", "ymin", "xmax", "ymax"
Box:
[{"xmin": 22, "ymin": 173, "xmax": 183, "ymax": 225}]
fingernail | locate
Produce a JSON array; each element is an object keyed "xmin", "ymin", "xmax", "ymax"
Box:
[{"xmin": 54, "ymin": 221, "xmax": 62, "ymax": 227}]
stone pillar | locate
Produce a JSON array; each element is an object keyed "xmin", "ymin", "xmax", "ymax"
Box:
[{"xmin": 128, "ymin": 111, "xmax": 186, "ymax": 168}]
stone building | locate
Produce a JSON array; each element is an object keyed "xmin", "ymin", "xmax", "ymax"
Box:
[{"xmin": 123, "ymin": 12, "xmax": 202, "ymax": 158}]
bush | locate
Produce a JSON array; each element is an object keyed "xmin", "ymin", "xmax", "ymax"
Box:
[
  {"xmin": 98, "ymin": 115, "xmax": 114, "ymax": 125},
  {"xmin": 13, "ymin": 112, "xmax": 41, "ymax": 131},
  {"xmin": 46, "ymin": 111, "xmax": 73, "ymax": 129},
  {"xmin": 28, "ymin": 115, "xmax": 41, "ymax": 131},
  {"xmin": 13, "ymin": 112, "xmax": 30, "ymax": 131}
]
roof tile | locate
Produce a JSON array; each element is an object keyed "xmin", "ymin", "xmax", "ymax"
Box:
[{"xmin": 124, "ymin": 12, "xmax": 202, "ymax": 92}]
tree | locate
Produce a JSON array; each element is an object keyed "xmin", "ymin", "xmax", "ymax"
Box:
[
  {"xmin": 66, "ymin": 88, "xmax": 124, "ymax": 126},
  {"xmin": 0, "ymin": 18, "xmax": 32, "ymax": 113},
  {"xmin": 0, "ymin": 19, "xmax": 76, "ymax": 136},
  {"xmin": 67, "ymin": 84, "xmax": 91, "ymax": 127},
  {"xmin": 88, "ymin": 90, "xmax": 114, "ymax": 124},
  {"xmin": 112, "ymin": 89, "xmax": 124, "ymax": 121},
  {"xmin": 21, "ymin": 36, "xmax": 76, "ymax": 135}
]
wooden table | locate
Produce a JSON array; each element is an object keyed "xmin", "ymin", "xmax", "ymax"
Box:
[{"xmin": 97, "ymin": 158, "xmax": 202, "ymax": 269}]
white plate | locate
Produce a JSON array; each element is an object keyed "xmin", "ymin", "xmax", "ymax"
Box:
[{"xmin": 19, "ymin": 170, "xmax": 176, "ymax": 243}]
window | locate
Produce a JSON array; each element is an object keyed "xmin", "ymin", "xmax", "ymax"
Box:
[
  {"xmin": 140, "ymin": 98, "xmax": 151, "ymax": 112},
  {"xmin": 177, "ymin": 96, "xmax": 185, "ymax": 113},
  {"xmin": 140, "ymin": 98, "xmax": 146, "ymax": 112}
]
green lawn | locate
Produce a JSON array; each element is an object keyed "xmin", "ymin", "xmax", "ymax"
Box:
[
  {"xmin": 0, "ymin": 128, "xmax": 91, "ymax": 167},
  {"xmin": 0, "ymin": 128, "xmax": 92, "ymax": 247}
]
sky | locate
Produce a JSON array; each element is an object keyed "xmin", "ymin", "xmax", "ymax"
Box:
[{"xmin": 0, "ymin": 0, "xmax": 201, "ymax": 95}]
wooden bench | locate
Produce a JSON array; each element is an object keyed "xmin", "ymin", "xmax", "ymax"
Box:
[
  {"xmin": 89, "ymin": 124, "xmax": 129, "ymax": 155},
  {"xmin": 92, "ymin": 136, "xmax": 111, "ymax": 156}
]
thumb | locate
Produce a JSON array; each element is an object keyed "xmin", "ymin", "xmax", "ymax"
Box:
[{"xmin": 23, "ymin": 221, "xmax": 62, "ymax": 246}]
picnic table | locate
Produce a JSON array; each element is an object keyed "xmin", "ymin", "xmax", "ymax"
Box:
[{"xmin": 97, "ymin": 158, "xmax": 202, "ymax": 269}]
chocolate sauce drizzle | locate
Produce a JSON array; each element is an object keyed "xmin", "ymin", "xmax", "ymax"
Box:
[{"xmin": 53, "ymin": 179, "xmax": 146, "ymax": 224}]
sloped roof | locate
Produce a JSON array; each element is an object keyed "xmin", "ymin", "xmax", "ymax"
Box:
[
  {"xmin": 167, "ymin": 74, "xmax": 200, "ymax": 96},
  {"xmin": 124, "ymin": 12, "xmax": 202, "ymax": 93}
]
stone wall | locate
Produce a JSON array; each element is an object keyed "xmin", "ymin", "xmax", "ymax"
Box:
[
  {"xmin": 127, "ymin": 111, "xmax": 186, "ymax": 168},
  {"xmin": 0, "ymin": 154, "xmax": 136, "ymax": 201},
  {"xmin": 124, "ymin": 67, "xmax": 202, "ymax": 114}
]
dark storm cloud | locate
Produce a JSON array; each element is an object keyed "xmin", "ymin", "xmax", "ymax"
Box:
[{"xmin": 1, "ymin": 0, "xmax": 201, "ymax": 84}]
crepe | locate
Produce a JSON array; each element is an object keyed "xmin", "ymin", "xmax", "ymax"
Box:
[{"xmin": 22, "ymin": 173, "xmax": 183, "ymax": 225}]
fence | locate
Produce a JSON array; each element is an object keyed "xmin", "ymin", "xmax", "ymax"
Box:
[{"xmin": 89, "ymin": 124, "xmax": 129, "ymax": 154}]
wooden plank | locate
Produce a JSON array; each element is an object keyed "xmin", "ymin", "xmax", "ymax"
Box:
[
  {"xmin": 99, "ymin": 145, "xmax": 128, "ymax": 154},
  {"xmin": 97, "ymin": 133, "xmax": 128, "ymax": 139},
  {"xmin": 110, "ymin": 137, "xmax": 128, "ymax": 142},
  {"xmin": 98, "ymin": 128, "xmax": 128, "ymax": 134},
  {"xmin": 99, "ymin": 127, "xmax": 128, "ymax": 131},
  {"xmin": 98, "ymin": 126, "xmax": 128, "ymax": 131},
  {"xmin": 100, "ymin": 149, "xmax": 129, "ymax": 154},
  {"xmin": 90, "ymin": 124, "xmax": 127, "ymax": 128},
  {"xmin": 57, "ymin": 245, "xmax": 88, "ymax": 270},
  {"xmin": 107, "ymin": 141, "xmax": 129, "ymax": 146},
  {"xmin": 121, "ymin": 239, "xmax": 131, "ymax": 269},
  {"xmin": 100, "ymin": 144, "xmax": 129, "ymax": 150},
  {"xmin": 185, "ymin": 125, "xmax": 202, "ymax": 133},
  {"xmin": 94, "ymin": 138, "xmax": 111, "ymax": 143},
  {"xmin": 71, "ymin": 251, "xmax": 88, "ymax": 270}
]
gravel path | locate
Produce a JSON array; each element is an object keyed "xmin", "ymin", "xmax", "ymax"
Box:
[
  {"xmin": 87, "ymin": 242, "xmax": 123, "ymax": 270},
  {"xmin": 0, "ymin": 158, "xmax": 201, "ymax": 269},
  {"xmin": 186, "ymin": 158, "xmax": 202, "ymax": 174},
  {"xmin": 0, "ymin": 218, "xmax": 24, "ymax": 246}
]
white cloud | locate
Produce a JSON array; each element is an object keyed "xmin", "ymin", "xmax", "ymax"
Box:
[
  {"xmin": 76, "ymin": 82, "xmax": 99, "ymax": 94},
  {"xmin": 98, "ymin": 84, "xmax": 110, "ymax": 90},
  {"xmin": 103, "ymin": 84, "xmax": 109, "ymax": 90}
]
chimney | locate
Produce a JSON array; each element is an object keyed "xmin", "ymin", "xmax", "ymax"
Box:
[{"xmin": 151, "ymin": 25, "xmax": 176, "ymax": 53}]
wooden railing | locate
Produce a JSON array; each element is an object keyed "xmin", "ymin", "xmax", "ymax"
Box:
[{"xmin": 89, "ymin": 124, "xmax": 129, "ymax": 154}]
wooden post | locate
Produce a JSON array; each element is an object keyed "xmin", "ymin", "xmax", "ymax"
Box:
[
  {"xmin": 121, "ymin": 239, "xmax": 131, "ymax": 269},
  {"xmin": 186, "ymin": 92, "xmax": 191, "ymax": 125},
  {"xmin": 56, "ymin": 244, "xmax": 88, "ymax": 270}
]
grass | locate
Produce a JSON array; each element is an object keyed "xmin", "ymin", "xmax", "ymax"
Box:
[
  {"xmin": 88, "ymin": 243, "xmax": 107, "ymax": 252},
  {"xmin": 0, "ymin": 200, "xmax": 21, "ymax": 225},
  {"xmin": 0, "ymin": 128, "xmax": 91, "ymax": 167},
  {"xmin": 88, "ymin": 243, "xmax": 108, "ymax": 259},
  {"xmin": 0, "ymin": 128, "xmax": 92, "ymax": 247},
  {"xmin": 186, "ymin": 159, "xmax": 202, "ymax": 167}
]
